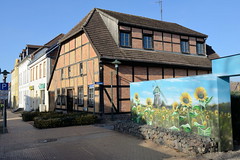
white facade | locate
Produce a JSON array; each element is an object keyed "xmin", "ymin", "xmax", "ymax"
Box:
[
  {"xmin": 29, "ymin": 48, "xmax": 50, "ymax": 112},
  {"xmin": 18, "ymin": 57, "xmax": 31, "ymax": 110}
]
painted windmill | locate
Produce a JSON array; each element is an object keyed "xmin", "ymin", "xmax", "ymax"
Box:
[{"xmin": 153, "ymin": 85, "xmax": 167, "ymax": 108}]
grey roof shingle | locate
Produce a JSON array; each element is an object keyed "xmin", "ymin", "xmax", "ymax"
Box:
[
  {"xmin": 97, "ymin": 8, "xmax": 208, "ymax": 38},
  {"xmin": 60, "ymin": 8, "xmax": 215, "ymax": 69}
]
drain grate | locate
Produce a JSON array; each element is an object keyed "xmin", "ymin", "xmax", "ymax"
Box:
[{"xmin": 38, "ymin": 138, "xmax": 57, "ymax": 143}]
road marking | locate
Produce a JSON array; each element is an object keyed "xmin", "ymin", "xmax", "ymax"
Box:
[{"xmin": 81, "ymin": 147, "xmax": 94, "ymax": 156}]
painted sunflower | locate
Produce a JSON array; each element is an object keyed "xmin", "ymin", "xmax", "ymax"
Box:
[
  {"xmin": 134, "ymin": 93, "xmax": 139, "ymax": 100},
  {"xmin": 203, "ymin": 121, "xmax": 207, "ymax": 126},
  {"xmin": 162, "ymin": 115, "xmax": 166, "ymax": 121},
  {"xmin": 162, "ymin": 106, "xmax": 166, "ymax": 111},
  {"xmin": 194, "ymin": 87, "xmax": 208, "ymax": 101},
  {"xmin": 172, "ymin": 101, "xmax": 179, "ymax": 111},
  {"xmin": 149, "ymin": 115, "xmax": 153, "ymax": 121},
  {"xmin": 228, "ymin": 113, "xmax": 231, "ymax": 118},
  {"xmin": 192, "ymin": 118, "xmax": 197, "ymax": 123},
  {"xmin": 146, "ymin": 98, "xmax": 152, "ymax": 106},
  {"xmin": 206, "ymin": 115, "xmax": 210, "ymax": 120},
  {"xmin": 136, "ymin": 105, "xmax": 141, "ymax": 113},
  {"xmin": 180, "ymin": 92, "xmax": 192, "ymax": 107},
  {"xmin": 214, "ymin": 110, "xmax": 219, "ymax": 116}
]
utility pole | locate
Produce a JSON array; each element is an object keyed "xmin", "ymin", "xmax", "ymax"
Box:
[{"xmin": 156, "ymin": 0, "xmax": 163, "ymax": 21}]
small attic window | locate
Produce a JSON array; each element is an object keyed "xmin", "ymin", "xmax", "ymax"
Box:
[
  {"xmin": 180, "ymin": 39, "xmax": 189, "ymax": 53},
  {"xmin": 196, "ymin": 42, "xmax": 205, "ymax": 55},
  {"xmin": 143, "ymin": 34, "xmax": 153, "ymax": 49},
  {"xmin": 120, "ymin": 31, "xmax": 131, "ymax": 47}
]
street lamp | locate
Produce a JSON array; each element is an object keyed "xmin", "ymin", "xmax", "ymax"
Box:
[
  {"xmin": 1, "ymin": 70, "xmax": 10, "ymax": 83},
  {"xmin": 112, "ymin": 60, "xmax": 121, "ymax": 69},
  {"xmin": 110, "ymin": 60, "xmax": 121, "ymax": 120},
  {"xmin": 1, "ymin": 69, "xmax": 10, "ymax": 133}
]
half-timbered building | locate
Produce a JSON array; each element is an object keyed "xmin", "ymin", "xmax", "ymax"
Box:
[{"xmin": 48, "ymin": 8, "xmax": 219, "ymax": 114}]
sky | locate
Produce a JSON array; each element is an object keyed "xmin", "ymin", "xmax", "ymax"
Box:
[{"xmin": 1, "ymin": 0, "xmax": 240, "ymax": 82}]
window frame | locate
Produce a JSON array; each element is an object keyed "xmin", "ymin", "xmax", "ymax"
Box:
[
  {"xmin": 88, "ymin": 86, "xmax": 95, "ymax": 107},
  {"xmin": 196, "ymin": 42, "xmax": 205, "ymax": 55},
  {"xmin": 68, "ymin": 66, "xmax": 71, "ymax": 78},
  {"xmin": 180, "ymin": 39, "xmax": 190, "ymax": 53},
  {"xmin": 36, "ymin": 65, "xmax": 38, "ymax": 80},
  {"xmin": 143, "ymin": 34, "xmax": 153, "ymax": 50},
  {"xmin": 119, "ymin": 31, "xmax": 131, "ymax": 47},
  {"xmin": 39, "ymin": 63, "xmax": 42, "ymax": 79},
  {"xmin": 56, "ymin": 89, "xmax": 61, "ymax": 105},
  {"xmin": 61, "ymin": 68, "xmax": 64, "ymax": 80},
  {"xmin": 78, "ymin": 86, "xmax": 84, "ymax": 106},
  {"xmin": 79, "ymin": 63, "xmax": 83, "ymax": 76},
  {"xmin": 61, "ymin": 88, "xmax": 66, "ymax": 105},
  {"xmin": 40, "ymin": 90, "xmax": 45, "ymax": 105},
  {"xmin": 43, "ymin": 61, "xmax": 46, "ymax": 77}
]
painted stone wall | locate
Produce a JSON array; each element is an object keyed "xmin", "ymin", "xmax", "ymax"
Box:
[{"xmin": 130, "ymin": 74, "xmax": 233, "ymax": 151}]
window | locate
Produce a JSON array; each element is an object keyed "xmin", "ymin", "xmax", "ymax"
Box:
[
  {"xmin": 56, "ymin": 89, "xmax": 61, "ymax": 105},
  {"xmin": 120, "ymin": 31, "xmax": 130, "ymax": 47},
  {"xmin": 40, "ymin": 90, "xmax": 45, "ymax": 104},
  {"xmin": 88, "ymin": 87, "xmax": 94, "ymax": 107},
  {"xmin": 68, "ymin": 66, "xmax": 71, "ymax": 78},
  {"xmin": 36, "ymin": 66, "xmax": 38, "ymax": 80},
  {"xmin": 30, "ymin": 69, "xmax": 33, "ymax": 82},
  {"xmin": 78, "ymin": 86, "xmax": 84, "ymax": 106},
  {"xmin": 33, "ymin": 68, "xmax": 35, "ymax": 81},
  {"xmin": 61, "ymin": 88, "xmax": 66, "ymax": 105},
  {"xmin": 197, "ymin": 42, "xmax": 204, "ymax": 55},
  {"xmin": 61, "ymin": 68, "xmax": 64, "ymax": 80},
  {"xmin": 43, "ymin": 61, "xmax": 46, "ymax": 77},
  {"xmin": 39, "ymin": 64, "xmax": 42, "ymax": 78},
  {"xmin": 180, "ymin": 40, "xmax": 189, "ymax": 53},
  {"xmin": 79, "ymin": 63, "xmax": 83, "ymax": 76},
  {"xmin": 143, "ymin": 35, "xmax": 153, "ymax": 49}
]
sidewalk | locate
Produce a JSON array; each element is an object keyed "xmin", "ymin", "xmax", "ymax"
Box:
[{"xmin": 0, "ymin": 110, "xmax": 195, "ymax": 160}]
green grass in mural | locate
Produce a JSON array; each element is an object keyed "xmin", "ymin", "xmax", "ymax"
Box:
[{"xmin": 131, "ymin": 87, "xmax": 231, "ymax": 139}]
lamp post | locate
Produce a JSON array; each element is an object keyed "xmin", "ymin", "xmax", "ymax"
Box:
[
  {"xmin": 110, "ymin": 60, "xmax": 121, "ymax": 120},
  {"xmin": 2, "ymin": 70, "xmax": 10, "ymax": 83},
  {"xmin": 1, "ymin": 69, "xmax": 10, "ymax": 133}
]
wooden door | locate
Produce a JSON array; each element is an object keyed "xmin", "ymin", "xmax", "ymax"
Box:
[{"xmin": 67, "ymin": 89, "xmax": 73, "ymax": 112}]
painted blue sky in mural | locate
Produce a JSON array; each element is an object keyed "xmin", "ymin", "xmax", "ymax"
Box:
[{"xmin": 130, "ymin": 74, "xmax": 230, "ymax": 106}]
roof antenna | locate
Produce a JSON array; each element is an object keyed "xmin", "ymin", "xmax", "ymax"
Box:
[{"xmin": 156, "ymin": 0, "xmax": 163, "ymax": 21}]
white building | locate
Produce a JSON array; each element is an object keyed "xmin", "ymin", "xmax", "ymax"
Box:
[
  {"xmin": 18, "ymin": 45, "xmax": 42, "ymax": 111},
  {"xmin": 28, "ymin": 34, "xmax": 64, "ymax": 111}
]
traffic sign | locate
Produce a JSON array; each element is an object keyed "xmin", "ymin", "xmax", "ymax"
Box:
[
  {"xmin": 95, "ymin": 82, "xmax": 103, "ymax": 85},
  {"xmin": 0, "ymin": 90, "xmax": 8, "ymax": 99},
  {"xmin": 0, "ymin": 83, "xmax": 8, "ymax": 90}
]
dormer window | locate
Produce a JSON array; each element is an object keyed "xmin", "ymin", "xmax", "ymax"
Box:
[
  {"xmin": 120, "ymin": 31, "xmax": 130, "ymax": 47},
  {"xmin": 180, "ymin": 39, "xmax": 189, "ymax": 53},
  {"xmin": 143, "ymin": 35, "xmax": 153, "ymax": 49},
  {"xmin": 196, "ymin": 42, "xmax": 204, "ymax": 55}
]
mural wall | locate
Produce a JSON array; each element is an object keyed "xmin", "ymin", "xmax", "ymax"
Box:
[
  {"xmin": 130, "ymin": 74, "xmax": 233, "ymax": 151},
  {"xmin": 212, "ymin": 54, "xmax": 240, "ymax": 77}
]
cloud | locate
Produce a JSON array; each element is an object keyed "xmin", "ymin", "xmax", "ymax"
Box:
[
  {"xmin": 165, "ymin": 86, "xmax": 179, "ymax": 91},
  {"xmin": 130, "ymin": 82, "xmax": 143, "ymax": 86},
  {"xmin": 141, "ymin": 91, "xmax": 153, "ymax": 96},
  {"xmin": 165, "ymin": 78, "xmax": 187, "ymax": 82}
]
